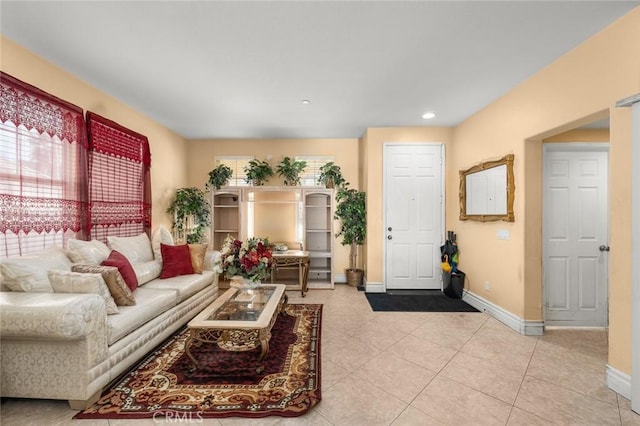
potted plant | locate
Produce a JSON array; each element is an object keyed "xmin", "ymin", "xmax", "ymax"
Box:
[
  {"xmin": 276, "ymin": 156, "xmax": 307, "ymax": 186},
  {"xmin": 166, "ymin": 187, "xmax": 211, "ymax": 244},
  {"xmin": 244, "ymin": 159, "xmax": 274, "ymax": 186},
  {"xmin": 317, "ymin": 161, "xmax": 345, "ymax": 188},
  {"xmin": 334, "ymin": 184, "xmax": 366, "ymax": 287},
  {"xmin": 206, "ymin": 164, "xmax": 233, "ymax": 190}
]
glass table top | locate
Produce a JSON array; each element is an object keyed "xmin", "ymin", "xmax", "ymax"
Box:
[{"xmin": 207, "ymin": 287, "xmax": 276, "ymax": 322}]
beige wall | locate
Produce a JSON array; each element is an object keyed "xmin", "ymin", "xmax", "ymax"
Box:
[
  {"xmin": 185, "ymin": 138, "xmax": 359, "ymax": 273},
  {"xmin": 543, "ymin": 128, "xmax": 610, "ymax": 142},
  {"xmin": 0, "ymin": 36, "xmax": 189, "ymax": 232},
  {"xmin": 448, "ymin": 8, "xmax": 639, "ymax": 374},
  {"xmin": 360, "ymin": 127, "xmax": 454, "ymax": 284}
]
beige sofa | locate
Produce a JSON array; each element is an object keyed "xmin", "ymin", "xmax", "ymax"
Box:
[{"xmin": 0, "ymin": 230, "xmax": 219, "ymax": 409}]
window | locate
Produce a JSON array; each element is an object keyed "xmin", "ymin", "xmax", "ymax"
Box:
[
  {"xmin": 86, "ymin": 112, "xmax": 151, "ymax": 242},
  {"xmin": 296, "ymin": 155, "xmax": 334, "ymax": 186},
  {"xmin": 214, "ymin": 156, "xmax": 253, "ymax": 186},
  {"xmin": 0, "ymin": 72, "xmax": 88, "ymax": 258}
]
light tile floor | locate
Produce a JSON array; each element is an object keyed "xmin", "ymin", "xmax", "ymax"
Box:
[{"xmin": 2, "ymin": 284, "xmax": 639, "ymax": 425}]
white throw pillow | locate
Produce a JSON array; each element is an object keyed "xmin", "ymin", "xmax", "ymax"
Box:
[
  {"xmin": 107, "ymin": 233, "xmax": 154, "ymax": 264},
  {"xmin": 133, "ymin": 260, "xmax": 162, "ymax": 285},
  {"xmin": 67, "ymin": 239, "xmax": 111, "ymax": 265},
  {"xmin": 151, "ymin": 225, "xmax": 174, "ymax": 261},
  {"xmin": 48, "ymin": 269, "xmax": 119, "ymax": 315},
  {"xmin": 0, "ymin": 245, "xmax": 71, "ymax": 292}
]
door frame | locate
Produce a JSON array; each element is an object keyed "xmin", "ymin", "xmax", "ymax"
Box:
[
  {"xmin": 616, "ymin": 94, "xmax": 640, "ymax": 413},
  {"xmin": 542, "ymin": 142, "xmax": 610, "ymax": 326},
  {"xmin": 382, "ymin": 142, "xmax": 446, "ymax": 292}
]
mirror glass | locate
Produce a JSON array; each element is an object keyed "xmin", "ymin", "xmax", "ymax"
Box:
[{"xmin": 459, "ymin": 154, "xmax": 515, "ymax": 222}]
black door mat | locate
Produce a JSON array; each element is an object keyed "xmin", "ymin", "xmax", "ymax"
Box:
[{"xmin": 365, "ymin": 290, "xmax": 479, "ymax": 312}]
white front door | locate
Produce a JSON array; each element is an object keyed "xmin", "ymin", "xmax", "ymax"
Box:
[
  {"xmin": 543, "ymin": 144, "xmax": 609, "ymax": 326},
  {"xmin": 384, "ymin": 143, "xmax": 443, "ymax": 290}
]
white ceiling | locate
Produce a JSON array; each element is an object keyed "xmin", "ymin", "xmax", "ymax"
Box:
[{"xmin": 1, "ymin": 1, "xmax": 636, "ymax": 139}]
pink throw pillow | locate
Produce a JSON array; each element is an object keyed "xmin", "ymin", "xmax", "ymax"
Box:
[
  {"xmin": 101, "ymin": 250, "xmax": 139, "ymax": 292},
  {"xmin": 160, "ymin": 243, "xmax": 194, "ymax": 279}
]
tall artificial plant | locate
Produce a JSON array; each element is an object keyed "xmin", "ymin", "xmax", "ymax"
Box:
[
  {"xmin": 276, "ymin": 156, "xmax": 307, "ymax": 186},
  {"xmin": 334, "ymin": 183, "xmax": 366, "ymax": 272},
  {"xmin": 166, "ymin": 187, "xmax": 211, "ymax": 244}
]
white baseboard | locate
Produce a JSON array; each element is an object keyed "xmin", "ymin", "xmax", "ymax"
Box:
[
  {"xmin": 334, "ymin": 273, "xmax": 346, "ymax": 284},
  {"xmin": 462, "ymin": 291, "xmax": 544, "ymax": 336},
  {"xmin": 606, "ymin": 364, "xmax": 631, "ymax": 399},
  {"xmin": 364, "ymin": 280, "xmax": 385, "ymax": 293}
]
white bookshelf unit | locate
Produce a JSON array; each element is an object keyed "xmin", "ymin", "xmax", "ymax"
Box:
[
  {"xmin": 211, "ymin": 186, "xmax": 334, "ymax": 290},
  {"xmin": 303, "ymin": 189, "xmax": 334, "ymax": 288},
  {"xmin": 211, "ymin": 188, "xmax": 242, "ymax": 252}
]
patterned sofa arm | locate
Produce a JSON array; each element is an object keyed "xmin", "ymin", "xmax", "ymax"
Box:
[
  {"xmin": 0, "ymin": 292, "xmax": 107, "ymax": 341},
  {"xmin": 0, "ymin": 291, "xmax": 109, "ymax": 404}
]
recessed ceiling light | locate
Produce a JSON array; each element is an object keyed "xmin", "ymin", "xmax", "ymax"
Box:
[
  {"xmin": 301, "ymin": 99, "xmax": 311, "ymax": 105},
  {"xmin": 422, "ymin": 112, "xmax": 436, "ymax": 119}
]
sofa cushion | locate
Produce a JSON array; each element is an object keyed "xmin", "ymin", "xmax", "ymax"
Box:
[
  {"xmin": 0, "ymin": 245, "xmax": 71, "ymax": 292},
  {"xmin": 143, "ymin": 270, "xmax": 215, "ymax": 303},
  {"xmin": 66, "ymin": 239, "xmax": 111, "ymax": 265},
  {"xmin": 72, "ymin": 264, "xmax": 136, "ymax": 306},
  {"xmin": 151, "ymin": 225, "xmax": 174, "ymax": 261},
  {"xmin": 48, "ymin": 269, "xmax": 119, "ymax": 315},
  {"xmin": 133, "ymin": 260, "xmax": 162, "ymax": 286},
  {"xmin": 160, "ymin": 244, "xmax": 194, "ymax": 278},
  {"xmin": 102, "ymin": 250, "xmax": 138, "ymax": 292},
  {"xmin": 189, "ymin": 244, "xmax": 208, "ymax": 274},
  {"xmin": 107, "ymin": 233, "xmax": 154, "ymax": 264},
  {"xmin": 106, "ymin": 287, "xmax": 176, "ymax": 345}
]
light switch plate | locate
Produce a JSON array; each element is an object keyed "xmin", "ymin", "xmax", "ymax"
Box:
[{"xmin": 497, "ymin": 229, "xmax": 510, "ymax": 240}]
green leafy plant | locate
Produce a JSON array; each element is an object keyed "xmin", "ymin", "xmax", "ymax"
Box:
[
  {"xmin": 276, "ymin": 156, "xmax": 307, "ymax": 186},
  {"xmin": 206, "ymin": 164, "xmax": 233, "ymax": 190},
  {"xmin": 317, "ymin": 161, "xmax": 345, "ymax": 188},
  {"xmin": 166, "ymin": 187, "xmax": 211, "ymax": 244},
  {"xmin": 334, "ymin": 183, "xmax": 366, "ymax": 272},
  {"xmin": 244, "ymin": 159, "xmax": 274, "ymax": 186}
]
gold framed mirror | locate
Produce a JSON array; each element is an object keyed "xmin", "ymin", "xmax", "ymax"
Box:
[{"xmin": 459, "ymin": 154, "xmax": 515, "ymax": 222}]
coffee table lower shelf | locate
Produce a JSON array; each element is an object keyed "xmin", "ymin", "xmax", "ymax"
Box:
[{"xmin": 185, "ymin": 284, "xmax": 288, "ymax": 373}]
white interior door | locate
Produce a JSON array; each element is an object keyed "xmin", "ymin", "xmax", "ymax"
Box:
[
  {"xmin": 384, "ymin": 143, "xmax": 443, "ymax": 290},
  {"xmin": 543, "ymin": 144, "xmax": 609, "ymax": 326}
]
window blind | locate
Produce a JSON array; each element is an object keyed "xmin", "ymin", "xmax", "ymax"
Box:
[
  {"xmin": 296, "ymin": 155, "xmax": 334, "ymax": 186},
  {"xmin": 215, "ymin": 156, "xmax": 253, "ymax": 186}
]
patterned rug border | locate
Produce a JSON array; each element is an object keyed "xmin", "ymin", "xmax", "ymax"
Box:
[{"xmin": 74, "ymin": 303, "xmax": 322, "ymax": 420}]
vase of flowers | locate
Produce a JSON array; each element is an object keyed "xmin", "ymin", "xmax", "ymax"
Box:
[{"xmin": 215, "ymin": 235, "xmax": 273, "ymax": 289}]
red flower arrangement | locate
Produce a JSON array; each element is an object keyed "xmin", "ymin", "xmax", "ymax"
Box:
[{"xmin": 215, "ymin": 236, "xmax": 273, "ymax": 282}]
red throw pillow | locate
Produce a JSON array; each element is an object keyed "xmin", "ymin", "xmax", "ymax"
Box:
[
  {"xmin": 101, "ymin": 250, "xmax": 139, "ymax": 292},
  {"xmin": 160, "ymin": 243, "xmax": 194, "ymax": 279}
]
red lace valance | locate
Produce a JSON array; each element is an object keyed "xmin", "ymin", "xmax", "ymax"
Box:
[
  {"xmin": 0, "ymin": 72, "xmax": 87, "ymax": 147},
  {"xmin": 87, "ymin": 112, "xmax": 151, "ymax": 166}
]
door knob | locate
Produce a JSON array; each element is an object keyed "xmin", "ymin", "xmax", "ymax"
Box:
[
  {"xmin": 599, "ymin": 245, "xmax": 610, "ymax": 252},
  {"xmin": 387, "ymin": 235, "xmax": 392, "ymax": 240},
  {"xmin": 388, "ymin": 227, "xmax": 392, "ymax": 231}
]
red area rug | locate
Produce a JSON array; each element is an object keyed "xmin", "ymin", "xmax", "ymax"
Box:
[{"xmin": 74, "ymin": 304, "xmax": 322, "ymax": 420}]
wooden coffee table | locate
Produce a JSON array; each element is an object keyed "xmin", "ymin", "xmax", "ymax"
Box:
[{"xmin": 185, "ymin": 284, "xmax": 287, "ymax": 373}]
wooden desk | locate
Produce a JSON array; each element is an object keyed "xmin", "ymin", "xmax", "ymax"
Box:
[{"xmin": 271, "ymin": 250, "xmax": 310, "ymax": 297}]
